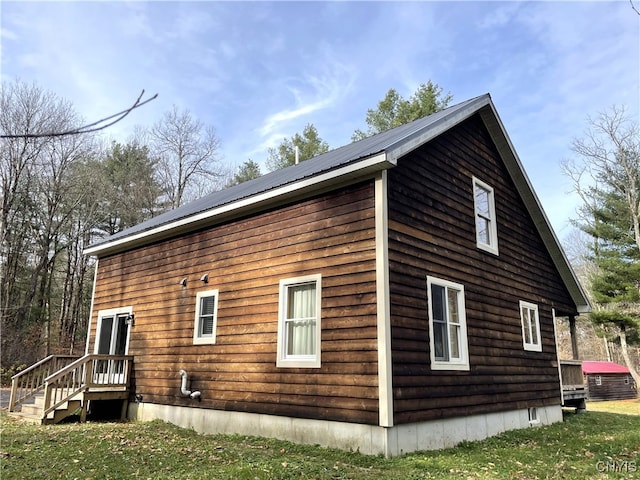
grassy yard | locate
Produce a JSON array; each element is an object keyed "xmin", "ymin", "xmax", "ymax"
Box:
[
  {"xmin": 1, "ymin": 408, "xmax": 639, "ymax": 479},
  {"xmin": 585, "ymin": 398, "xmax": 640, "ymax": 416}
]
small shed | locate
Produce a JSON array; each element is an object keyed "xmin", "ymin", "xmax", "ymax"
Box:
[{"xmin": 582, "ymin": 361, "xmax": 637, "ymax": 401}]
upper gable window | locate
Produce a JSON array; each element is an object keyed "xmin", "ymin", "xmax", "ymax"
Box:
[
  {"xmin": 427, "ymin": 276, "xmax": 470, "ymax": 371},
  {"xmin": 193, "ymin": 289, "xmax": 219, "ymax": 345},
  {"xmin": 473, "ymin": 177, "xmax": 499, "ymax": 255},
  {"xmin": 519, "ymin": 300, "xmax": 541, "ymax": 352},
  {"xmin": 276, "ymin": 274, "xmax": 322, "ymax": 368}
]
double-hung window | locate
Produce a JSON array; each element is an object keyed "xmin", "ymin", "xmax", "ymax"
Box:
[
  {"xmin": 193, "ymin": 289, "xmax": 219, "ymax": 345},
  {"xmin": 473, "ymin": 176, "xmax": 499, "ymax": 255},
  {"xmin": 277, "ymin": 274, "xmax": 321, "ymax": 368},
  {"xmin": 427, "ymin": 276, "xmax": 470, "ymax": 371},
  {"xmin": 519, "ymin": 300, "xmax": 541, "ymax": 352}
]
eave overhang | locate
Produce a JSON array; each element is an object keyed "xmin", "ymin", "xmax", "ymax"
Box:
[
  {"xmin": 84, "ymin": 93, "xmax": 591, "ymax": 316},
  {"xmin": 477, "ymin": 103, "xmax": 591, "ymax": 314},
  {"xmin": 84, "ymin": 152, "xmax": 392, "ymax": 257}
]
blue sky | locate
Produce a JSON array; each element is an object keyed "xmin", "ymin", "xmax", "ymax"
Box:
[{"xmin": 1, "ymin": 1, "xmax": 638, "ymax": 238}]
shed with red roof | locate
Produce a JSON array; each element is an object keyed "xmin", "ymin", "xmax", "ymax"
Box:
[{"xmin": 582, "ymin": 361, "xmax": 637, "ymax": 401}]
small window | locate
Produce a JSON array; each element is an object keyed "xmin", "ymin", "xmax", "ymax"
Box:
[
  {"xmin": 473, "ymin": 177, "xmax": 499, "ymax": 255},
  {"xmin": 427, "ymin": 276, "xmax": 470, "ymax": 371},
  {"xmin": 520, "ymin": 301, "xmax": 542, "ymax": 352},
  {"xmin": 624, "ymin": 376, "xmax": 630, "ymax": 385},
  {"xmin": 193, "ymin": 289, "xmax": 219, "ymax": 345},
  {"xmin": 595, "ymin": 375, "xmax": 602, "ymax": 386},
  {"xmin": 276, "ymin": 274, "xmax": 322, "ymax": 368}
]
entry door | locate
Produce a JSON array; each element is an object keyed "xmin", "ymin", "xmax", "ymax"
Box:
[{"xmin": 95, "ymin": 312, "xmax": 131, "ymax": 384}]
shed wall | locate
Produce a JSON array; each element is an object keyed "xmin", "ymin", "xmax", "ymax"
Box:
[{"xmin": 587, "ymin": 373, "xmax": 637, "ymax": 401}]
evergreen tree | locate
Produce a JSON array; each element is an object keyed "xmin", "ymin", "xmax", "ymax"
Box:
[
  {"xmin": 352, "ymin": 81, "xmax": 452, "ymax": 141},
  {"xmin": 227, "ymin": 159, "xmax": 262, "ymax": 187},
  {"xmin": 565, "ymin": 106, "xmax": 640, "ymax": 385},
  {"xmin": 266, "ymin": 124, "xmax": 329, "ymax": 171}
]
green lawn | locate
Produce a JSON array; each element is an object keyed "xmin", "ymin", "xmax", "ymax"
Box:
[
  {"xmin": 586, "ymin": 398, "xmax": 640, "ymax": 416},
  {"xmin": 1, "ymin": 409, "xmax": 639, "ymax": 479}
]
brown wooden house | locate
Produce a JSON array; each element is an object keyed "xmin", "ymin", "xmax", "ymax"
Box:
[
  {"xmin": 77, "ymin": 94, "xmax": 590, "ymax": 455},
  {"xmin": 583, "ymin": 361, "xmax": 637, "ymax": 401}
]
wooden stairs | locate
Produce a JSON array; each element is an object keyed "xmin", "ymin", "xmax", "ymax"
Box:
[
  {"xmin": 8, "ymin": 354, "xmax": 133, "ymax": 425},
  {"xmin": 12, "ymin": 392, "xmax": 83, "ymax": 424}
]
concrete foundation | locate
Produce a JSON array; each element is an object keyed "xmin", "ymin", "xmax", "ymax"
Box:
[{"xmin": 129, "ymin": 402, "xmax": 562, "ymax": 457}]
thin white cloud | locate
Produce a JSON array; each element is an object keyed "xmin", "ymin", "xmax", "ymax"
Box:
[{"xmin": 257, "ymin": 59, "xmax": 356, "ymax": 138}]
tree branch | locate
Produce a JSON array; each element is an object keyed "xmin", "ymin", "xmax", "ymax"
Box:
[
  {"xmin": 631, "ymin": 0, "xmax": 640, "ymax": 15},
  {"xmin": 0, "ymin": 90, "xmax": 158, "ymax": 139}
]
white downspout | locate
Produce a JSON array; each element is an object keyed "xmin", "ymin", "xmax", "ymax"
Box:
[{"xmin": 178, "ymin": 369, "xmax": 201, "ymax": 400}]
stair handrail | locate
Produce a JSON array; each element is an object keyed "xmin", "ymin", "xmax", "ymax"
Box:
[
  {"xmin": 41, "ymin": 355, "xmax": 92, "ymax": 418},
  {"xmin": 9, "ymin": 354, "xmax": 79, "ymax": 412}
]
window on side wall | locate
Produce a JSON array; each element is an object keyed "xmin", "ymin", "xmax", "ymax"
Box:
[
  {"xmin": 427, "ymin": 276, "xmax": 470, "ymax": 371},
  {"xmin": 595, "ymin": 375, "xmax": 602, "ymax": 386},
  {"xmin": 277, "ymin": 274, "xmax": 322, "ymax": 368},
  {"xmin": 473, "ymin": 176, "xmax": 499, "ymax": 255},
  {"xmin": 193, "ymin": 289, "xmax": 219, "ymax": 345},
  {"xmin": 519, "ymin": 300, "xmax": 542, "ymax": 352}
]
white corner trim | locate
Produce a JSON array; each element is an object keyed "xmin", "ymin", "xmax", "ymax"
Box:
[
  {"xmin": 85, "ymin": 258, "xmax": 99, "ymax": 356},
  {"xmin": 375, "ymin": 171, "xmax": 394, "ymax": 427}
]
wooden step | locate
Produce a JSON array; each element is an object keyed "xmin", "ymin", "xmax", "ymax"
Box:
[
  {"xmin": 51, "ymin": 399, "xmax": 82, "ymax": 424},
  {"xmin": 11, "ymin": 398, "xmax": 83, "ymax": 425}
]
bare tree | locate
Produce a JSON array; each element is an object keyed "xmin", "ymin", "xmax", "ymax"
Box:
[
  {"xmin": 563, "ymin": 105, "xmax": 640, "ymax": 386},
  {"xmin": 1, "ymin": 80, "xmax": 100, "ymax": 365},
  {"xmin": 566, "ymin": 105, "xmax": 640, "ymax": 253},
  {"xmin": 149, "ymin": 106, "xmax": 222, "ymax": 209}
]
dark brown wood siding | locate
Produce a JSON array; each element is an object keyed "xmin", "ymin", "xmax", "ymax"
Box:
[
  {"xmin": 388, "ymin": 114, "xmax": 575, "ymax": 424},
  {"xmin": 587, "ymin": 374, "xmax": 637, "ymax": 401},
  {"xmin": 89, "ymin": 182, "xmax": 380, "ymax": 424}
]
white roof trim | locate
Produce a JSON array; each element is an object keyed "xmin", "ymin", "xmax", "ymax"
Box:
[
  {"xmin": 386, "ymin": 96, "xmax": 491, "ymax": 163},
  {"xmin": 478, "ymin": 103, "xmax": 591, "ymax": 313},
  {"xmin": 84, "ymin": 152, "xmax": 390, "ymax": 257}
]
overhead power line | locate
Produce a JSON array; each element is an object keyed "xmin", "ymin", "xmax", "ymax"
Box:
[{"xmin": 1, "ymin": 89, "xmax": 158, "ymax": 139}]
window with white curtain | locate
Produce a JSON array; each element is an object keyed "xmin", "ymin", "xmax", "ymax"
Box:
[
  {"xmin": 277, "ymin": 274, "xmax": 321, "ymax": 368},
  {"xmin": 193, "ymin": 289, "xmax": 219, "ymax": 345}
]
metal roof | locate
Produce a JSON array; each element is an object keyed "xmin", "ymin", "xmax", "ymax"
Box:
[
  {"xmin": 86, "ymin": 94, "xmax": 486, "ymax": 253},
  {"xmin": 84, "ymin": 93, "xmax": 591, "ymax": 314},
  {"xmin": 582, "ymin": 361, "xmax": 630, "ymax": 374}
]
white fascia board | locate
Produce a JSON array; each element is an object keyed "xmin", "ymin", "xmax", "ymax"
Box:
[
  {"xmin": 478, "ymin": 103, "xmax": 591, "ymax": 313},
  {"xmin": 84, "ymin": 152, "xmax": 391, "ymax": 257},
  {"xmin": 385, "ymin": 95, "xmax": 491, "ymax": 163}
]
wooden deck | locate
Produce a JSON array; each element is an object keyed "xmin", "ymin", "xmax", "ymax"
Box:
[{"xmin": 8, "ymin": 354, "xmax": 133, "ymax": 424}]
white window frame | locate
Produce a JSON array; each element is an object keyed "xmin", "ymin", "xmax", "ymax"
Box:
[
  {"xmin": 519, "ymin": 300, "xmax": 542, "ymax": 352},
  {"xmin": 426, "ymin": 276, "xmax": 470, "ymax": 371},
  {"xmin": 276, "ymin": 274, "xmax": 322, "ymax": 368},
  {"xmin": 193, "ymin": 289, "xmax": 219, "ymax": 345},
  {"xmin": 94, "ymin": 306, "xmax": 133, "ymax": 355},
  {"xmin": 473, "ymin": 176, "xmax": 499, "ymax": 255},
  {"xmin": 595, "ymin": 375, "xmax": 602, "ymax": 386}
]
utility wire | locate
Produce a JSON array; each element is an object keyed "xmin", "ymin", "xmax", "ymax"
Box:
[{"xmin": 0, "ymin": 90, "xmax": 158, "ymax": 139}]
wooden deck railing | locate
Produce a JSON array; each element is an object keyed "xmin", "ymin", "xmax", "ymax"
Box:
[
  {"xmin": 41, "ymin": 354, "xmax": 133, "ymax": 418},
  {"xmin": 9, "ymin": 354, "xmax": 133, "ymax": 419},
  {"xmin": 560, "ymin": 360, "xmax": 585, "ymax": 390},
  {"xmin": 560, "ymin": 359, "xmax": 588, "ymax": 411},
  {"xmin": 9, "ymin": 355, "xmax": 79, "ymax": 412}
]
